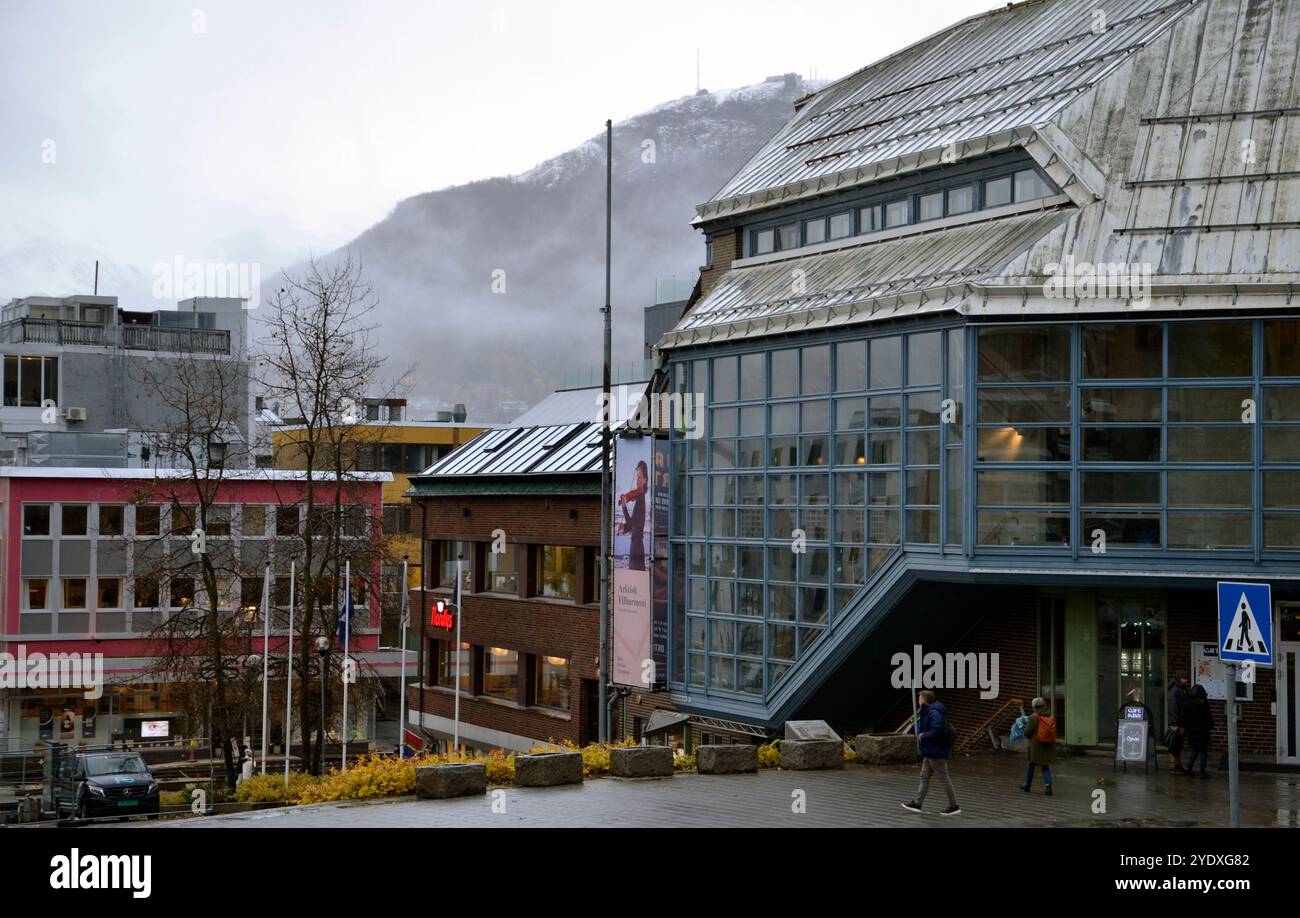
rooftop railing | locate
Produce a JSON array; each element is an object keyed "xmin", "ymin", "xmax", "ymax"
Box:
[{"xmin": 0, "ymin": 318, "xmax": 231, "ymax": 355}]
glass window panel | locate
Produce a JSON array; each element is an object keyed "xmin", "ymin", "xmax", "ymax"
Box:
[
  {"xmin": 1168, "ymin": 471, "xmax": 1251, "ymax": 508},
  {"xmin": 739, "ymin": 405, "xmax": 764, "ymax": 436},
  {"xmin": 836, "ymin": 471, "xmax": 865, "ymax": 505},
  {"xmin": 977, "ymin": 326, "xmax": 1070, "ymax": 382},
  {"xmin": 739, "ymin": 583, "xmax": 763, "ymax": 618},
  {"xmin": 947, "ymin": 185, "xmax": 974, "ymax": 214},
  {"xmin": 867, "ymin": 509, "xmax": 900, "ymax": 544},
  {"xmin": 799, "ymin": 588, "xmax": 829, "ymax": 625},
  {"xmin": 1264, "ymin": 320, "xmax": 1300, "ymax": 377},
  {"xmin": 688, "ymin": 654, "xmax": 705, "ymax": 687},
  {"xmin": 1167, "ymin": 427, "xmax": 1251, "ymax": 463},
  {"xmin": 984, "ymin": 175, "xmax": 1012, "ymax": 207},
  {"xmin": 803, "ymin": 218, "xmax": 826, "ymax": 245},
  {"xmin": 754, "ymin": 229, "xmax": 774, "ymax": 255},
  {"xmin": 1083, "ymin": 427, "xmax": 1161, "ymax": 462},
  {"xmin": 768, "ymin": 586, "xmax": 796, "ymax": 622},
  {"xmin": 835, "ymin": 341, "xmax": 866, "ymax": 392},
  {"xmin": 711, "ymin": 407, "xmax": 738, "ymax": 438},
  {"xmin": 1264, "ymin": 387, "xmax": 1300, "ymax": 421},
  {"xmin": 907, "ymin": 509, "xmax": 940, "ymax": 544},
  {"xmin": 945, "ymin": 446, "xmax": 963, "ymax": 546},
  {"xmin": 711, "ymin": 440, "xmax": 735, "ymax": 469},
  {"xmin": 798, "ymin": 547, "xmax": 829, "ymax": 583},
  {"xmin": 859, "ymin": 205, "xmax": 881, "ymax": 233},
  {"xmin": 771, "ymin": 349, "xmax": 798, "ymax": 398},
  {"xmin": 800, "ymin": 400, "xmax": 829, "ymax": 431},
  {"xmin": 801, "ymin": 346, "xmax": 830, "ymax": 395},
  {"xmin": 979, "ymin": 387, "xmax": 1070, "ymax": 423},
  {"xmin": 1082, "ymin": 324, "xmax": 1162, "ymax": 378},
  {"xmin": 885, "ymin": 199, "xmax": 910, "ymax": 227},
  {"xmin": 1167, "ymin": 513, "xmax": 1252, "ymax": 550},
  {"xmin": 689, "ymin": 544, "xmax": 706, "ymax": 576},
  {"xmin": 834, "ymin": 507, "xmax": 864, "ymax": 543},
  {"xmin": 1264, "ymin": 515, "xmax": 1300, "ymax": 548},
  {"xmin": 869, "ymin": 395, "xmax": 901, "ymax": 427},
  {"xmin": 710, "ymin": 580, "xmax": 735, "ymax": 614},
  {"xmin": 907, "ymin": 469, "xmax": 940, "ymax": 505},
  {"xmin": 868, "ymin": 432, "xmax": 900, "ymax": 465},
  {"xmin": 1265, "ymin": 428, "xmax": 1300, "ymax": 462},
  {"xmin": 1081, "ymin": 472, "xmax": 1160, "ymax": 507},
  {"xmin": 834, "ymin": 434, "xmax": 865, "ymax": 466},
  {"xmin": 62, "ymin": 505, "xmax": 88, "ymax": 536},
  {"xmin": 835, "ymin": 397, "xmax": 865, "ymax": 430},
  {"xmin": 688, "ymin": 618, "xmax": 706, "ymax": 649},
  {"xmin": 778, "ymin": 224, "xmax": 799, "ymax": 251},
  {"xmin": 769, "ymin": 474, "xmax": 797, "ymax": 505},
  {"xmin": 907, "ymin": 430, "xmax": 941, "ymax": 465},
  {"xmin": 768, "ymin": 508, "xmax": 796, "ymax": 539},
  {"xmin": 977, "ymin": 471, "xmax": 1071, "ymax": 506},
  {"xmin": 711, "ymin": 475, "xmax": 737, "ymax": 505},
  {"xmin": 738, "ymin": 622, "xmax": 764, "ymax": 657},
  {"xmin": 978, "ymin": 426, "xmax": 1071, "ymax": 461},
  {"xmin": 1167, "ymin": 387, "xmax": 1252, "ymax": 422},
  {"xmin": 737, "ymin": 438, "xmax": 763, "ymax": 468},
  {"xmin": 1265, "ymin": 471, "xmax": 1300, "ymax": 509},
  {"xmin": 1083, "ymin": 514, "xmax": 1161, "ymax": 547},
  {"xmin": 738, "ymin": 546, "xmax": 763, "ymax": 580},
  {"xmin": 1168, "ymin": 322, "xmax": 1252, "ymax": 377},
  {"xmin": 834, "ymin": 546, "xmax": 865, "ymax": 585},
  {"xmin": 907, "ymin": 332, "xmax": 941, "ymax": 387},
  {"xmin": 738, "ymin": 475, "xmax": 764, "ymax": 504},
  {"xmin": 947, "ymin": 328, "xmax": 966, "ymax": 433},
  {"xmin": 976, "ymin": 511, "xmax": 1069, "ymax": 546},
  {"xmin": 868, "ymin": 471, "xmax": 900, "ymax": 505},
  {"xmin": 870, "ymin": 337, "xmax": 901, "ymax": 389},
  {"xmin": 918, "ymin": 191, "xmax": 944, "ymax": 221},
  {"xmin": 771, "ymin": 402, "xmax": 798, "ymax": 434},
  {"xmin": 708, "ymin": 657, "xmax": 736, "ymax": 691},
  {"xmin": 800, "ymin": 473, "xmax": 830, "ymax": 505},
  {"xmin": 712, "ymin": 356, "xmax": 737, "ymax": 403},
  {"xmin": 710, "ymin": 619, "xmax": 735, "ymax": 654},
  {"xmin": 768, "ymin": 547, "xmax": 796, "ymax": 582},
  {"xmin": 1080, "ymin": 388, "xmax": 1161, "ymax": 422},
  {"xmin": 1014, "ymin": 168, "xmax": 1052, "ymax": 201},
  {"xmin": 800, "ymin": 435, "xmax": 829, "ymax": 466},
  {"xmin": 712, "ymin": 508, "xmax": 736, "ymax": 538},
  {"xmin": 19, "ymin": 356, "xmax": 41, "ymax": 406},
  {"xmin": 828, "ymin": 212, "xmax": 852, "ymax": 240},
  {"xmin": 739, "ymin": 353, "xmax": 765, "ymax": 401},
  {"xmin": 769, "ymin": 624, "xmax": 796, "ymax": 660}
]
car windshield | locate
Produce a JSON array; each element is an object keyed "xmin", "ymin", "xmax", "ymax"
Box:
[{"xmin": 83, "ymin": 754, "xmax": 148, "ymax": 776}]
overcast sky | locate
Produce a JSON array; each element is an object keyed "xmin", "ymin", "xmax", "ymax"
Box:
[{"xmin": 1, "ymin": 0, "xmax": 994, "ymax": 286}]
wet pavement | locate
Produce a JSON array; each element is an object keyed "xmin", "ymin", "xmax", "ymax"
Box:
[{"xmin": 156, "ymin": 752, "xmax": 1300, "ymax": 828}]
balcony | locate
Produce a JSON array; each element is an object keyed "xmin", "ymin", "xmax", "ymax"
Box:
[{"xmin": 0, "ymin": 318, "xmax": 231, "ymax": 355}]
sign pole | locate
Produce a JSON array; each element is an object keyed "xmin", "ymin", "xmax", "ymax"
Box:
[
  {"xmin": 259, "ymin": 561, "xmax": 271, "ymax": 775},
  {"xmin": 398, "ymin": 557, "xmax": 409, "ymax": 757},
  {"xmin": 1225, "ymin": 660, "xmax": 1240, "ymax": 828},
  {"xmin": 285, "ymin": 560, "xmax": 294, "ymax": 786}
]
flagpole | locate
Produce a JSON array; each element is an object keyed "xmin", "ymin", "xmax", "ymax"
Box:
[
  {"xmin": 284, "ymin": 560, "xmax": 295, "ymax": 787},
  {"xmin": 454, "ymin": 552, "xmax": 462, "ymax": 752},
  {"xmin": 342, "ymin": 558, "xmax": 351, "ymax": 772},
  {"xmin": 259, "ymin": 561, "xmax": 271, "ymax": 775},
  {"xmin": 398, "ymin": 556, "xmax": 409, "ymax": 757}
]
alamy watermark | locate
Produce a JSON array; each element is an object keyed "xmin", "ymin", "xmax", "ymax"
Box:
[
  {"xmin": 597, "ymin": 383, "xmax": 704, "ymax": 439},
  {"xmin": 151, "ymin": 256, "xmax": 261, "ymax": 309},
  {"xmin": 0, "ymin": 645, "xmax": 104, "ymax": 699},
  {"xmin": 1043, "ymin": 256, "xmax": 1152, "ymax": 309},
  {"xmin": 890, "ymin": 644, "xmax": 1000, "ymax": 700}
]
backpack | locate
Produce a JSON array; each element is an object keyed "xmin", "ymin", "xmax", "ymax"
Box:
[
  {"xmin": 1035, "ymin": 715, "xmax": 1058, "ymax": 744},
  {"xmin": 929, "ymin": 710, "xmax": 956, "ymax": 747}
]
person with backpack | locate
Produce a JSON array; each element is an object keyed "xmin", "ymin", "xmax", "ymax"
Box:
[
  {"xmin": 1019, "ymin": 697, "xmax": 1057, "ymax": 796},
  {"xmin": 1181, "ymin": 683, "xmax": 1213, "ymax": 778},
  {"xmin": 901, "ymin": 690, "xmax": 961, "ymax": 816}
]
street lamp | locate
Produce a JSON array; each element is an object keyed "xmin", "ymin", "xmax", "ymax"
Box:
[{"xmin": 315, "ymin": 635, "xmax": 329, "ymax": 776}]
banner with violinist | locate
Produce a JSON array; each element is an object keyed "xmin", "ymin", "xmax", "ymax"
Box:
[{"xmin": 612, "ymin": 435, "xmax": 655, "ymax": 687}]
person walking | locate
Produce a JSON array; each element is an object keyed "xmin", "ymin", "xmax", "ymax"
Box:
[
  {"xmin": 901, "ymin": 690, "xmax": 961, "ymax": 816},
  {"xmin": 1019, "ymin": 697, "xmax": 1058, "ymax": 795},
  {"xmin": 1182, "ymin": 683, "xmax": 1213, "ymax": 779},
  {"xmin": 1167, "ymin": 672, "xmax": 1190, "ymax": 774}
]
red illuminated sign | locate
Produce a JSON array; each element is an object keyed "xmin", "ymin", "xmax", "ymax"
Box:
[{"xmin": 430, "ymin": 599, "xmax": 454, "ymax": 630}]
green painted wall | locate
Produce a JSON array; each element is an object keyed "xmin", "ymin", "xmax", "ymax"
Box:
[{"xmin": 1064, "ymin": 588, "xmax": 1098, "ymax": 746}]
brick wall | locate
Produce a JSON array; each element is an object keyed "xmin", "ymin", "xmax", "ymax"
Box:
[{"xmin": 697, "ymin": 228, "xmax": 742, "ymax": 301}]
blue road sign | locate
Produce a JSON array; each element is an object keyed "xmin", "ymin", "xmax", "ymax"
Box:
[{"xmin": 1217, "ymin": 581, "xmax": 1273, "ymax": 665}]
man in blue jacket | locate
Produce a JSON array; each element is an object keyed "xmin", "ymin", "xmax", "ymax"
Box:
[{"xmin": 902, "ymin": 690, "xmax": 961, "ymax": 816}]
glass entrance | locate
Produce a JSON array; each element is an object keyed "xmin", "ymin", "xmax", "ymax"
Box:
[{"xmin": 1097, "ymin": 595, "xmax": 1166, "ymax": 742}]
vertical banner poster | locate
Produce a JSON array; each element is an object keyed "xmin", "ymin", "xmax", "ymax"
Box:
[
  {"xmin": 612, "ymin": 436, "xmax": 654, "ymax": 687},
  {"xmin": 650, "ymin": 437, "xmax": 669, "ymax": 689}
]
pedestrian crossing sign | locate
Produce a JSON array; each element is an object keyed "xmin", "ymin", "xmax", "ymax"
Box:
[{"xmin": 1217, "ymin": 581, "xmax": 1273, "ymax": 665}]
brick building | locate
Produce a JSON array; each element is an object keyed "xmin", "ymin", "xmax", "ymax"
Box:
[{"xmin": 405, "ymin": 383, "xmax": 690, "ymax": 753}]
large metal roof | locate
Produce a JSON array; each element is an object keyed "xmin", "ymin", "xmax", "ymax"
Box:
[
  {"xmin": 661, "ymin": 208, "xmax": 1073, "ymax": 348},
  {"xmin": 698, "ymin": 0, "xmax": 1197, "ymax": 225}
]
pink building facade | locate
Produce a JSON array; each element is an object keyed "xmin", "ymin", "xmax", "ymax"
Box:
[{"xmin": 0, "ymin": 467, "xmax": 389, "ymax": 751}]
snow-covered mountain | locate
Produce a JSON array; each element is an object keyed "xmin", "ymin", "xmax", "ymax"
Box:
[{"xmin": 306, "ymin": 75, "xmax": 816, "ymax": 418}]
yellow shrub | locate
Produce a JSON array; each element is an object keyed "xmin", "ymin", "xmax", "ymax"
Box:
[
  {"xmin": 674, "ymin": 754, "xmax": 696, "ymax": 772},
  {"xmin": 234, "ymin": 771, "xmax": 321, "ymax": 804},
  {"xmin": 757, "ymin": 741, "xmax": 781, "ymax": 768},
  {"xmin": 159, "ymin": 790, "xmax": 185, "ymax": 807}
]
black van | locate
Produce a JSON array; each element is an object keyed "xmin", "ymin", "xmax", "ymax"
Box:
[{"xmin": 53, "ymin": 751, "xmax": 160, "ymax": 821}]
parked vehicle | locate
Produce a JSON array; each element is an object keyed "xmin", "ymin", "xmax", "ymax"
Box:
[{"xmin": 53, "ymin": 751, "xmax": 160, "ymax": 822}]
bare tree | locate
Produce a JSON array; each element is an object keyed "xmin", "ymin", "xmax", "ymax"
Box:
[{"xmin": 256, "ymin": 253, "xmax": 399, "ymax": 775}]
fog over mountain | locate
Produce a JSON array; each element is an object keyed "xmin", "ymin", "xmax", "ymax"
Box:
[{"xmin": 302, "ymin": 75, "xmax": 813, "ymax": 420}]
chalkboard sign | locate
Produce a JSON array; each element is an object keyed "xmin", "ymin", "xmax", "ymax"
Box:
[{"xmin": 1114, "ymin": 719, "xmax": 1154, "ymax": 773}]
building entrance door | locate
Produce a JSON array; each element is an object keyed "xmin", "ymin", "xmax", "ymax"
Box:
[{"xmin": 1276, "ymin": 604, "xmax": 1300, "ymax": 765}]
